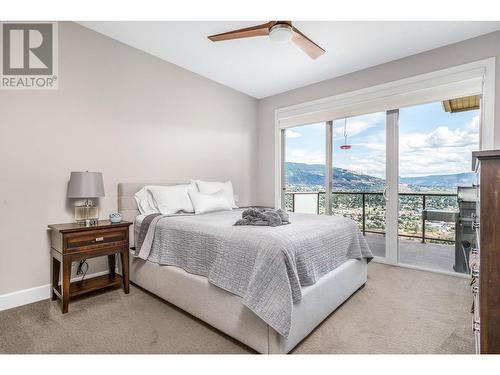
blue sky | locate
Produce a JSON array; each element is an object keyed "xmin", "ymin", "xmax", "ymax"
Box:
[{"xmin": 285, "ymin": 101, "xmax": 479, "ymax": 178}]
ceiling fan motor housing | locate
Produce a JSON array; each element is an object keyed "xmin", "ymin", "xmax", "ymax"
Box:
[{"xmin": 269, "ymin": 23, "xmax": 293, "ymax": 44}]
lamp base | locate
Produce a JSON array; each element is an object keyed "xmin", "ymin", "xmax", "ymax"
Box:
[
  {"xmin": 75, "ymin": 218, "xmax": 99, "ymax": 227},
  {"xmin": 74, "ymin": 201, "xmax": 99, "ymax": 227}
]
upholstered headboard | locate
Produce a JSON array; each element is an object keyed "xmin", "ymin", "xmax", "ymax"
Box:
[{"xmin": 118, "ymin": 182, "xmax": 182, "ymax": 244}]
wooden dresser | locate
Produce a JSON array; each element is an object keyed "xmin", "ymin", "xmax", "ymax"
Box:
[{"xmin": 472, "ymin": 150, "xmax": 500, "ymax": 354}]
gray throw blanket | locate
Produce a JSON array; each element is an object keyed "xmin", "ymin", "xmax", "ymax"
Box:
[
  {"xmin": 136, "ymin": 213, "xmax": 161, "ymax": 250},
  {"xmin": 234, "ymin": 207, "xmax": 290, "ymax": 227},
  {"xmin": 134, "ymin": 210, "xmax": 372, "ymax": 337}
]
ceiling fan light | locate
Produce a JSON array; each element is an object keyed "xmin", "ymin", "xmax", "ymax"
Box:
[{"xmin": 269, "ymin": 24, "xmax": 293, "ymax": 44}]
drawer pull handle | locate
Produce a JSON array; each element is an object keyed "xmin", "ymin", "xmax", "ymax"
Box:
[
  {"xmin": 473, "ymin": 320, "xmax": 481, "ymax": 332},
  {"xmin": 472, "ymin": 268, "xmax": 480, "ymax": 278},
  {"xmin": 95, "ymin": 237, "xmax": 104, "ymax": 242}
]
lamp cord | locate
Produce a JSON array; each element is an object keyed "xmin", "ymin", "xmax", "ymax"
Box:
[
  {"xmin": 344, "ymin": 118, "xmax": 348, "ymax": 144},
  {"xmin": 76, "ymin": 259, "xmax": 89, "ymax": 281}
]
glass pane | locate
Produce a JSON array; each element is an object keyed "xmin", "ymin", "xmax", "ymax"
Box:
[
  {"xmin": 398, "ymin": 99, "xmax": 480, "ymax": 274},
  {"xmin": 294, "ymin": 193, "xmax": 319, "ymax": 214},
  {"xmin": 284, "ymin": 123, "xmax": 326, "ymax": 214},
  {"xmin": 331, "ymin": 112, "xmax": 387, "ymax": 258}
]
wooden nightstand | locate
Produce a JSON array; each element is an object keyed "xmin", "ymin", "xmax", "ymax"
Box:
[{"xmin": 48, "ymin": 220, "xmax": 132, "ymax": 313}]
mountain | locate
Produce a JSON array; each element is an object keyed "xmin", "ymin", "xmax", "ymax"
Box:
[
  {"xmin": 285, "ymin": 162, "xmax": 385, "ymax": 191},
  {"xmin": 400, "ymin": 173, "xmax": 475, "ymax": 188},
  {"xmin": 285, "ymin": 162, "xmax": 475, "ymax": 191}
]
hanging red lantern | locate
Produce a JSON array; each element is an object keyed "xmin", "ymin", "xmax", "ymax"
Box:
[{"xmin": 340, "ymin": 118, "xmax": 352, "ymax": 150}]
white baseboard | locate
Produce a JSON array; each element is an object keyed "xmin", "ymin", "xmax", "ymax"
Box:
[
  {"xmin": 0, "ymin": 284, "xmax": 51, "ymax": 312},
  {"xmin": 0, "ymin": 269, "xmax": 117, "ymax": 312}
]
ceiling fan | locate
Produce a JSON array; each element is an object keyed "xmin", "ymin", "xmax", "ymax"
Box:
[{"xmin": 207, "ymin": 21, "xmax": 325, "ymax": 60}]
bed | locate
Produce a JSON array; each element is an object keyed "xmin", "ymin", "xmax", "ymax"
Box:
[{"xmin": 118, "ymin": 183, "xmax": 371, "ymax": 354}]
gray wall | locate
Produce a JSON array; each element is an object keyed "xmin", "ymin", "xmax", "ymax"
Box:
[
  {"xmin": 256, "ymin": 30, "xmax": 500, "ymax": 206},
  {"xmin": 0, "ymin": 22, "xmax": 258, "ymax": 295}
]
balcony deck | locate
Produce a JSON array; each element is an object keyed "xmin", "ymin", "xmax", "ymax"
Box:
[
  {"xmin": 285, "ymin": 190, "xmax": 462, "ymax": 274},
  {"xmin": 365, "ymin": 233, "xmax": 456, "ymax": 273}
]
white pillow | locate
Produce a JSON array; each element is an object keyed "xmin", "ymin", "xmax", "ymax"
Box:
[
  {"xmin": 193, "ymin": 180, "xmax": 238, "ymax": 208},
  {"xmin": 134, "ymin": 186, "xmax": 159, "ymax": 215},
  {"xmin": 148, "ymin": 183, "xmax": 197, "ymax": 215},
  {"xmin": 188, "ymin": 190, "xmax": 232, "ymax": 214}
]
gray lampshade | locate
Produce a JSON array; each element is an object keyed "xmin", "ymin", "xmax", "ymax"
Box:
[{"xmin": 67, "ymin": 172, "xmax": 105, "ymax": 198}]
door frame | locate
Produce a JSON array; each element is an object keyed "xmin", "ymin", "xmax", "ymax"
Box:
[
  {"xmin": 383, "ymin": 109, "xmax": 399, "ymax": 265},
  {"xmin": 280, "ymin": 111, "xmax": 398, "ymax": 264}
]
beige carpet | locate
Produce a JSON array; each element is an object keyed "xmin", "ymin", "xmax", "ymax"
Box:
[{"xmin": 0, "ymin": 263, "xmax": 473, "ymax": 354}]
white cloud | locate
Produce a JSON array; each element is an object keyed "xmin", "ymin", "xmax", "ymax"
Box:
[
  {"xmin": 398, "ymin": 116, "xmax": 480, "ymax": 176},
  {"xmin": 334, "ymin": 119, "xmax": 375, "ymax": 138},
  {"xmin": 286, "ymin": 129, "xmax": 301, "ymax": 138},
  {"xmin": 353, "ymin": 132, "xmax": 386, "ymax": 152},
  {"xmin": 333, "ymin": 112, "xmax": 385, "ymax": 139},
  {"xmin": 287, "ymin": 148, "xmax": 325, "ymax": 165},
  {"xmin": 467, "ymin": 115, "xmax": 480, "ymax": 132},
  {"xmin": 403, "ymin": 115, "xmax": 479, "ymax": 151},
  {"xmin": 291, "ymin": 149, "xmax": 304, "ymax": 158},
  {"xmin": 336, "ymin": 115, "xmax": 480, "ymax": 177},
  {"xmin": 338, "ymin": 154, "xmax": 387, "ymax": 179}
]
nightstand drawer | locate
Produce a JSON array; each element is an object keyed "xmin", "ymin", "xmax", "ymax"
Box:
[{"xmin": 65, "ymin": 228, "xmax": 127, "ymax": 250}]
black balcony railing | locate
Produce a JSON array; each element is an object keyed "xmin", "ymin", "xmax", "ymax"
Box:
[{"xmin": 285, "ymin": 191, "xmax": 458, "ymax": 243}]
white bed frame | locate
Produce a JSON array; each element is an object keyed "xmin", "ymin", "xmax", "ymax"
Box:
[{"xmin": 118, "ymin": 183, "xmax": 368, "ymax": 354}]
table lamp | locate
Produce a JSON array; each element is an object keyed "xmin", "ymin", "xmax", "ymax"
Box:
[{"xmin": 67, "ymin": 171, "xmax": 105, "ymax": 226}]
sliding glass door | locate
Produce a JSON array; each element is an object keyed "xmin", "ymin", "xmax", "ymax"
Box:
[
  {"xmin": 281, "ymin": 112, "xmax": 397, "ymax": 263},
  {"xmin": 282, "ymin": 123, "xmax": 326, "ymax": 214},
  {"xmin": 331, "ymin": 112, "xmax": 390, "ymax": 259},
  {"xmin": 280, "ymin": 95, "xmax": 481, "ymax": 272},
  {"xmin": 397, "ymin": 99, "xmax": 480, "ymax": 274}
]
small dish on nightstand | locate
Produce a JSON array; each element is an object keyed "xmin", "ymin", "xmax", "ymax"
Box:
[{"xmin": 109, "ymin": 213, "xmax": 122, "ymax": 223}]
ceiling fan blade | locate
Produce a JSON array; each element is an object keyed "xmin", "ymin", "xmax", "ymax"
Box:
[
  {"xmin": 208, "ymin": 22, "xmax": 274, "ymax": 42},
  {"xmin": 291, "ymin": 26, "xmax": 325, "ymax": 59}
]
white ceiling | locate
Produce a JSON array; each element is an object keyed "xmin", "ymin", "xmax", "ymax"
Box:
[{"xmin": 79, "ymin": 21, "xmax": 500, "ymax": 98}]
